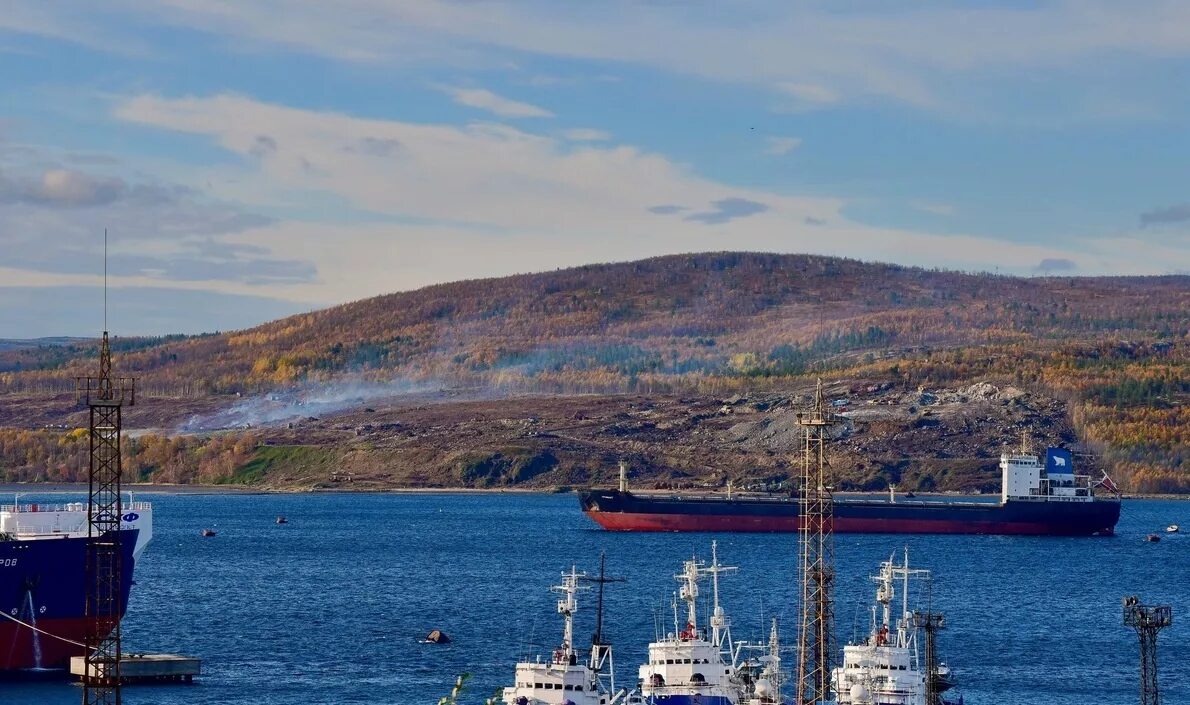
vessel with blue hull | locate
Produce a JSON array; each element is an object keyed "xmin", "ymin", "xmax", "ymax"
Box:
[
  {"xmin": 0, "ymin": 529, "xmax": 139, "ymax": 672},
  {"xmin": 0, "ymin": 499, "xmax": 152, "ymax": 673},
  {"xmin": 581, "ymin": 448, "xmax": 1120, "ymax": 535}
]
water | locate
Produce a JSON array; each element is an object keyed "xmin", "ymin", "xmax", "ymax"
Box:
[
  {"xmin": 21, "ymin": 591, "xmax": 43, "ymax": 671},
  {"xmin": 1, "ymin": 492, "xmax": 1187, "ymax": 704}
]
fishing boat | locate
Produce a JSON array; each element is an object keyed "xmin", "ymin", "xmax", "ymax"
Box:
[
  {"xmin": 832, "ymin": 550, "xmax": 962, "ymax": 705},
  {"xmin": 0, "ymin": 498, "xmax": 153, "ymax": 671},
  {"xmin": 635, "ymin": 542, "xmax": 746, "ymax": 705},
  {"xmin": 502, "ymin": 566, "xmax": 625, "ymax": 705}
]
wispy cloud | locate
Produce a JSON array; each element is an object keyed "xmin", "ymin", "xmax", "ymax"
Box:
[
  {"xmin": 1140, "ymin": 203, "xmax": 1190, "ymax": 227},
  {"xmin": 16, "ymin": 2, "xmax": 1190, "ymax": 118},
  {"xmin": 776, "ymin": 83, "xmax": 840, "ymax": 106},
  {"xmin": 765, "ymin": 136, "xmax": 801, "ymax": 155},
  {"xmin": 441, "ymin": 86, "xmax": 553, "ymax": 118},
  {"xmin": 1036, "ymin": 257, "xmax": 1076, "ymax": 273},
  {"xmin": 103, "ymin": 92, "xmax": 1184, "ymax": 309},
  {"xmin": 686, "ymin": 198, "xmax": 769, "ymax": 225}
]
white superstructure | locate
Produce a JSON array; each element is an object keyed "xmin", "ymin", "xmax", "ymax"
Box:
[
  {"xmin": 0, "ymin": 495, "xmax": 153, "ymax": 558},
  {"xmin": 503, "ymin": 567, "xmax": 624, "ymax": 705},
  {"xmin": 832, "ymin": 550, "xmax": 959, "ymax": 705},
  {"xmin": 1000, "ymin": 445, "xmax": 1099, "ymax": 503},
  {"xmin": 636, "ymin": 542, "xmax": 745, "ymax": 705}
]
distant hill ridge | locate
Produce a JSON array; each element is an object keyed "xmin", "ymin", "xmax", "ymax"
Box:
[{"xmin": 0, "ymin": 251, "xmax": 1185, "ymax": 395}]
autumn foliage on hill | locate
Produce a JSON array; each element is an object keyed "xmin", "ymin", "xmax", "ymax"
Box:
[{"xmin": 0, "ymin": 252, "xmax": 1185, "ymax": 490}]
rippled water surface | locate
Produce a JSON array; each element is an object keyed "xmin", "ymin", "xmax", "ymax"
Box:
[{"xmin": 2, "ymin": 492, "xmax": 1187, "ymax": 704}]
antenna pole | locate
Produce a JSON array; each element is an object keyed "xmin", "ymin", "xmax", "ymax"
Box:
[
  {"xmin": 78, "ymin": 229, "xmax": 135, "ymax": 705},
  {"xmin": 103, "ymin": 228, "xmax": 107, "ymax": 332}
]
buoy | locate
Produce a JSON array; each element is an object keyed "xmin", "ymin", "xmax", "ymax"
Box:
[
  {"xmin": 425, "ymin": 629, "xmax": 450, "ymax": 644},
  {"xmin": 201, "ymin": 529, "xmax": 217, "ymax": 537},
  {"xmin": 276, "ymin": 516, "xmax": 289, "ymax": 525}
]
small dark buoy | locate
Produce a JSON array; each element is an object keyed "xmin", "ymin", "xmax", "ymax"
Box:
[
  {"xmin": 425, "ymin": 629, "xmax": 450, "ymax": 644},
  {"xmin": 276, "ymin": 516, "xmax": 288, "ymax": 525},
  {"xmin": 201, "ymin": 529, "xmax": 217, "ymax": 537},
  {"xmin": 1145, "ymin": 533, "xmax": 1161, "ymax": 542}
]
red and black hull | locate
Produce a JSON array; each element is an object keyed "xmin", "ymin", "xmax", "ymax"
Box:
[{"xmin": 579, "ymin": 491, "xmax": 1120, "ymax": 536}]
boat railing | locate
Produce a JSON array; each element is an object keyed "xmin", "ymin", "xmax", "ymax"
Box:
[{"xmin": 0, "ymin": 501, "xmax": 153, "ymax": 514}]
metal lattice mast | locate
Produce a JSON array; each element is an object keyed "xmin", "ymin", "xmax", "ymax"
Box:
[
  {"xmin": 912, "ymin": 611, "xmax": 946, "ymax": 705},
  {"xmin": 1123, "ymin": 596, "xmax": 1172, "ymax": 705},
  {"xmin": 77, "ymin": 231, "xmax": 135, "ymax": 705},
  {"xmin": 581, "ymin": 552, "xmax": 625, "ymax": 692},
  {"xmin": 795, "ymin": 379, "xmax": 835, "ymax": 704}
]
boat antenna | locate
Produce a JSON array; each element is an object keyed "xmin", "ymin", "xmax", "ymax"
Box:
[
  {"xmin": 580, "ymin": 552, "xmax": 625, "ymax": 689},
  {"xmin": 582, "ymin": 551, "xmax": 625, "ymax": 649}
]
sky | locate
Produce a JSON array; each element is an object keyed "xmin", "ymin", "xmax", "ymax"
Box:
[{"xmin": 2, "ymin": 1, "xmax": 1189, "ymax": 337}]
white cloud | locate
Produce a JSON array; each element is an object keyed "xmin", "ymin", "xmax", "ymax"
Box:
[
  {"xmin": 765, "ymin": 136, "xmax": 801, "ymax": 156},
  {"xmin": 23, "ymin": 0, "xmax": 1187, "ymax": 116},
  {"xmin": 776, "ymin": 83, "xmax": 839, "ymax": 106},
  {"xmin": 441, "ymin": 86, "xmax": 553, "ymax": 118},
  {"xmin": 98, "ymin": 92, "xmax": 1186, "ymax": 309},
  {"xmin": 563, "ymin": 128, "xmax": 611, "ymax": 142}
]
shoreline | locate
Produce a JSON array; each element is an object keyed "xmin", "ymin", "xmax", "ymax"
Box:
[{"xmin": 0, "ymin": 482, "xmax": 1183, "ymax": 500}]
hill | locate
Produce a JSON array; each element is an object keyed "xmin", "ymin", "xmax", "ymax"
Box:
[{"xmin": 0, "ymin": 252, "xmax": 1185, "ymax": 491}]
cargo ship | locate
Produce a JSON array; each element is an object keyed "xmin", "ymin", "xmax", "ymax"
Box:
[
  {"xmin": 579, "ymin": 448, "xmax": 1120, "ymax": 536},
  {"xmin": 0, "ymin": 500, "xmax": 152, "ymax": 672}
]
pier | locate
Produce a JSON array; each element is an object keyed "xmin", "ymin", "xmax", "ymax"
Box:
[{"xmin": 71, "ymin": 653, "xmax": 201, "ymax": 684}]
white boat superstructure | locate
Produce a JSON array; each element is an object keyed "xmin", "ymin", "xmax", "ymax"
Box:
[
  {"xmin": 832, "ymin": 550, "xmax": 958, "ymax": 705},
  {"xmin": 0, "ymin": 494, "xmax": 153, "ymax": 558},
  {"xmin": 1000, "ymin": 444, "xmax": 1101, "ymax": 503},
  {"xmin": 503, "ymin": 567, "xmax": 624, "ymax": 705},
  {"xmin": 637, "ymin": 541, "xmax": 744, "ymax": 705}
]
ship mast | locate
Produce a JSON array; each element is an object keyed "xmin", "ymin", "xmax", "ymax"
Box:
[
  {"xmin": 581, "ymin": 552, "xmax": 625, "ymax": 690},
  {"xmin": 705, "ymin": 540, "xmax": 737, "ymax": 649},
  {"xmin": 552, "ymin": 567, "xmax": 588, "ymax": 663},
  {"xmin": 678, "ymin": 557, "xmax": 701, "ymax": 635}
]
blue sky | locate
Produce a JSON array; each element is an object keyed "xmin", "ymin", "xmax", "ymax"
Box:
[{"xmin": 2, "ymin": 1, "xmax": 1189, "ymax": 336}]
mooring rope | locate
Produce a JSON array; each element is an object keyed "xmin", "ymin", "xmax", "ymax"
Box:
[{"xmin": 0, "ymin": 608, "xmax": 87, "ymax": 648}]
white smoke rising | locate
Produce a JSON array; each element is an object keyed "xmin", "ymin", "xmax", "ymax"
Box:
[{"xmin": 177, "ymin": 377, "xmax": 443, "ymax": 432}]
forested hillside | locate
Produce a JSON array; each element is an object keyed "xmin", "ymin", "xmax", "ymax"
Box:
[{"xmin": 0, "ymin": 253, "xmax": 1185, "ymax": 491}]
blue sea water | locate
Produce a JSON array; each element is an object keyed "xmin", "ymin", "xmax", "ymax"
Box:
[{"xmin": 1, "ymin": 492, "xmax": 1187, "ymax": 705}]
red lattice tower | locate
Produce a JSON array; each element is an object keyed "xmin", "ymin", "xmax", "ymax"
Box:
[{"xmin": 794, "ymin": 379, "xmax": 835, "ymax": 704}]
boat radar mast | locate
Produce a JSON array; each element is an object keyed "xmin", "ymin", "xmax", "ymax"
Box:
[
  {"xmin": 552, "ymin": 567, "xmax": 590, "ymax": 664},
  {"xmin": 675, "ymin": 540, "xmax": 737, "ymax": 648}
]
